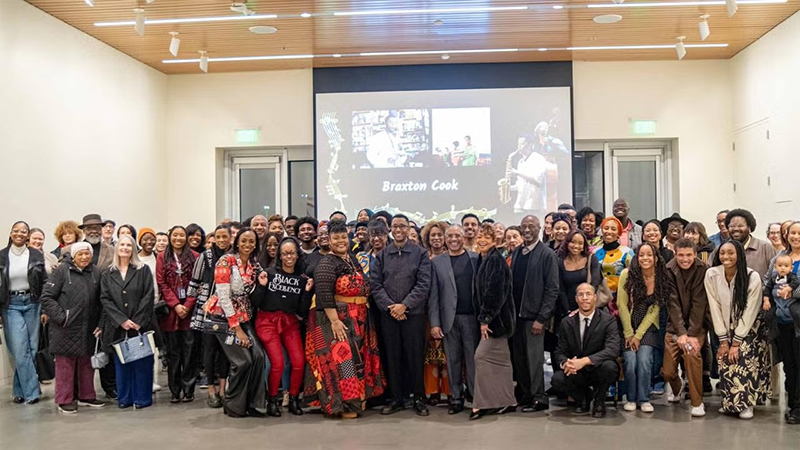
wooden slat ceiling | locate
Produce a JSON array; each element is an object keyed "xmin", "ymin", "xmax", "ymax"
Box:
[{"xmin": 25, "ymin": 0, "xmax": 800, "ymax": 74}]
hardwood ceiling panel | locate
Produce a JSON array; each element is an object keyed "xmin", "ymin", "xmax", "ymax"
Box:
[{"xmin": 24, "ymin": 0, "xmax": 800, "ymax": 74}]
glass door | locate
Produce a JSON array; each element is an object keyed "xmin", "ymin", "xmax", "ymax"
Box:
[
  {"xmin": 612, "ymin": 150, "xmax": 665, "ymax": 223},
  {"xmin": 232, "ymin": 156, "xmax": 281, "ymax": 221}
]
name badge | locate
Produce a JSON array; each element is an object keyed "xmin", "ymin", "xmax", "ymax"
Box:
[{"xmin": 177, "ymin": 287, "xmax": 187, "ymax": 300}]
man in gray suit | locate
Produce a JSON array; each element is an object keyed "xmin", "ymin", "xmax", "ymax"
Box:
[{"xmin": 429, "ymin": 224, "xmax": 480, "ymax": 415}]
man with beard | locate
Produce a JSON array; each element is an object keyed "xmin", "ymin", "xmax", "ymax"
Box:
[
  {"xmin": 61, "ymin": 214, "xmax": 117, "ymax": 399},
  {"xmin": 711, "ymin": 208, "xmax": 776, "ymax": 279},
  {"xmin": 294, "ymin": 216, "xmax": 319, "ymax": 256},
  {"xmin": 461, "ymin": 214, "xmax": 480, "ymax": 253},
  {"xmin": 428, "ymin": 224, "xmax": 479, "ymax": 414},
  {"xmin": 508, "ymin": 215, "xmax": 559, "ymax": 413}
]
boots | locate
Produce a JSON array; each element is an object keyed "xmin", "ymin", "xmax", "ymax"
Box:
[
  {"xmin": 267, "ymin": 396, "xmax": 282, "ymax": 417},
  {"xmin": 288, "ymin": 395, "xmax": 304, "ymax": 416}
]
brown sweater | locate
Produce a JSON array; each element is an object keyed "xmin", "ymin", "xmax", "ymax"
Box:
[{"xmin": 666, "ymin": 258, "xmax": 709, "ymax": 337}]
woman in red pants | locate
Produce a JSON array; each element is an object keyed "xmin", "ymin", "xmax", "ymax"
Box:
[{"xmin": 253, "ymin": 237, "xmax": 313, "ymax": 416}]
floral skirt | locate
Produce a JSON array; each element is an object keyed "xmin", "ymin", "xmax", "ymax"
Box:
[
  {"xmin": 719, "ymin": 315, "xmax": 772, "ymax": 413},
  {"xmin": 303, "ymin": 301, "xmax": 384, "ymax": 415}
]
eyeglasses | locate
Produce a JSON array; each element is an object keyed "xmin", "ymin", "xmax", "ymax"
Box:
[
  {"xmin": 282, "ymin": 252, "xmax": 298, "ymax": 258},
  {"xmin": 392, "ymin": 224, "xmax": 409, "ymax": 230}
]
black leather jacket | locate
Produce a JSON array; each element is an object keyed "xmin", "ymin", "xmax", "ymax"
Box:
[{"xmin": 0, "ymin": 247, "xmax": 47, "ymax": 311}]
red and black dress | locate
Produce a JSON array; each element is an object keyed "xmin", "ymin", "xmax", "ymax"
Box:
[{"xmin": 304, "ymin": 254, "xmax": 384, "ymax": 415}]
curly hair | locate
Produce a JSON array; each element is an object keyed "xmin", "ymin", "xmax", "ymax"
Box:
[
  {"xmin": 53, "ymin": 220, "xmax": 83, "ymax": 246},
  {"xmin": 421, "ymin": 221, "xmax": 449, "ymax": 250},
  {"xmin": 724, "ymin": 208, "xmax": 757, "ymax": 232},
  {"xmin": 624, "ymin": 242, "xmax": 671, "ymax": 308}
]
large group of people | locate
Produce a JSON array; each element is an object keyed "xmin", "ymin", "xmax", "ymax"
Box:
[{"xmin": 1, "ymin": 203, "xmax": 799, "ymax": 425}]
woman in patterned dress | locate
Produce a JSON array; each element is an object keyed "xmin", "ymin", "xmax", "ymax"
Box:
[
  {"xmin": 304, "ymin": 220, "xmax": 384, "ymax": 418},
  {"xmin": 705, "ymin": 239, "xmax": 771, "ymax": 420}
]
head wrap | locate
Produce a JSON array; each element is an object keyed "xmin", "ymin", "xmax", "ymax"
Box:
[{"xmin": 600, "ymin": 216, "xmax": 624, "ymax": 236}]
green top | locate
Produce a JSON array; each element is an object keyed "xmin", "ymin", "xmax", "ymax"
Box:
[{"xmin": 616, "ymin": 269, "xmax": 660, "ymax": 340}]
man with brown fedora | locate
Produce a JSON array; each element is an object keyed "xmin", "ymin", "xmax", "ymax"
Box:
[{"xmin": 61, "ymin": 214, "xmax": 114, "ymax": 270}]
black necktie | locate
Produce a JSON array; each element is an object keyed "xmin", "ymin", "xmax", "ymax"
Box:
[{"xmin": 582, "ymin": 318, "xmax": 590, "ymax": 349}]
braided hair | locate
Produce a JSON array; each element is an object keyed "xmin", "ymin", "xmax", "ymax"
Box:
[
  {"xmin": 712, "ymin": 239, "xmax": 750, "ymax": 323},
  {"xmin": 624, "ymin": 242, "xmax": 671, "ymax": 307}
]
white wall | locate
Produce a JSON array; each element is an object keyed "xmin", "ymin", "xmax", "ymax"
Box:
[
  {"xmin": 730, "ymin": 11, "xmax": 800, "ymax": 224},
  {"xmin": 0, "ymin": 0, "xmax": 167, "ymax": 383},
  {"xmin": 573, "ymin": 60, "xmax": 734, "ymax": 231},
  {"xmin": 165, "ymin": 70, "xmax": 313, "ymax": 229}
]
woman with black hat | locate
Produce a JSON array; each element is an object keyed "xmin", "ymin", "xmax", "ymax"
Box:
[{"xmin": 660, "ymin": 213, "xmax": 689, "ymax": 252}]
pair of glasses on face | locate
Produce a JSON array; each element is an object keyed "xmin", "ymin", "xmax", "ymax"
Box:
[{"xmin": 392, "ymin": 225, "xmax": 409, "ymax": 230}]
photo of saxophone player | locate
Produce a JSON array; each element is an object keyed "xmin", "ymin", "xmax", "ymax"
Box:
[{"xmin": 501, "ymin": 134, "xmax": 554, "ymax": 220}]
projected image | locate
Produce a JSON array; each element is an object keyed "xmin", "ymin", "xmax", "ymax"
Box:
[
  {"xmin": 432, "ymin": 107, "xmax": 491, "ymax": 167},
  {"xmin": 352, "ymin": 109, "xmax": 430, "ymax": 168}
]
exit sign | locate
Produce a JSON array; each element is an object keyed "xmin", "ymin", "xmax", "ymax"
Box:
[
  {"xmin": 235, "ymin": 128, "xmax": 260, "ymax": 144},
  {"xmin": 631, "ymin": 119, "xmax": 657, "ymax": 136}
]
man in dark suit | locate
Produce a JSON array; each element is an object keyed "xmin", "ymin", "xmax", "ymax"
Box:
[
  {"xmin": 551, "ymin": 283, "xmax": 621, "ymax": 418},
  {"xmin": 429, "ymin": 224, "xmax": 479, "ymax": 415},
  {"xmin": 508, "ymin": 215, "xmax": 560, "ymax": 412}
]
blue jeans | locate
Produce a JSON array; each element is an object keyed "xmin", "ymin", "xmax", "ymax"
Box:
[
  {"xmin": 624, "ymin": 344, "xmax": 654, "ymax": 404},
  {"xmin": 1, "ymin": 294, "xmax": 42, "ymax": 401}
]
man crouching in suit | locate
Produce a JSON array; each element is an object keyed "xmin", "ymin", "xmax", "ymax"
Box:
[{"xmin": 551, "ymin": 283, "xmax": 620, "ymax": 418}]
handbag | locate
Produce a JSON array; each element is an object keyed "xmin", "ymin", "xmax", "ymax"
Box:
[
  {"xmin": 587, "ymin": 256, "xmax": 614, "ymax": 308},
  {"xmin": 112, "ymin": 331, "xmax": 156, "ymax": 365},
  {"xmin": 154, "ymin": 299, "xmax": 170, "ymax": 318},
  {"xmin": 35, "ymin": 323, "xmax": 55, "ymax": 382},
  {"xmin": 91, "ymin": 337, "xmax": 109, "ymax": 370}
]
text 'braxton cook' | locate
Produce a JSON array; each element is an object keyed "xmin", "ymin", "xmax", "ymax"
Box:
[{"xmin": 382, "ymin": 179, "xmax": 460, "ymax": 192}]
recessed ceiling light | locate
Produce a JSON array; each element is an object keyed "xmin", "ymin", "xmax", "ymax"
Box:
[
  {"xmin": 332, "ymin": 54, "xmax": 342, "ymax": 58},
  {"xmin": 552, "ymin": 5, "xmax": 564, "ymax": 9},
  {"xmin": 593, "ymin": 14, "xmax": 623, "ymax": 23},
  {"xmin": 441, "ymin": 54, "xmax": 450, "ymax": 60},
  {"xmin": 249, "ymin": 25, "xmax": 278, "ymax": 34},
  {"xmin": 300, "ymin": 12, "xmax": 312, "ymax": 18},
  {"xmin": 434, "ymin": 19, "xmax": 444, "ymax": 25},
  {"xmin": 84, "ymin": 0, "xmax": 95, "ymax": 6},
  {"xmin": 538, "ymin": 48, "xmax": 548, "ymax": 51}
]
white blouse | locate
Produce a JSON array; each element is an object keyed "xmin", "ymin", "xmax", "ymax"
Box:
[{"xmin": 704, "ymin": 265, "xmax": 763, "ymax": 344}]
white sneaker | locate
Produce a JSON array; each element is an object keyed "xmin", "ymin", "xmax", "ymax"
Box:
[
  {"xmin": 667, "ymin": 382, "xmax": 684, "ymax": 403},
  {"xmin": 152, "ymin": 383, "xmax": 162, "ymax": 393},
  {"xmin": 739, "ymin": 407, "xmax": 754, "ymax": 420},
  {"xmin": 691, "ymin": 404, "xmax": 706, "ymax": 417},
  {"xmin": 624, "ymin": 402, "xmax": 637, "ymax": 411},
  {"xmin": 640, "ymin": 402, "xmax": 654, "ymax": 413}
]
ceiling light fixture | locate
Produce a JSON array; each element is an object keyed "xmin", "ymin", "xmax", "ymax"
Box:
[
  {"xmin": 300, "ymin": 12, "xmax": 312, "ymax": 18},
  {"xmin": 441, "ymin": 54, "xmax": 451, "ymax": 60},
  {"xmin": 163, "ymin": 54, "xmax": 314, "ymax": 64},
  {"xmin": 726, "ymin": 0, "xmax": 739, "ymax": 16},
  {"xmin": 231, "ymin": 2, "xmax": 256, "ymax": 16},
  {"xmin": 588, "ymin": 0, "xmax": 783, "ymax": 7},
  {"xmin": 332, "ymin": 54, "xmax": 342, "ymax": 58},
  {"xmin": 249, "ymin": 25, "xmax": 278, "ymax": 34},
  {"xmin": 169, "ymin": 31, "xmax": 180, "ymax": 57},
  {"xmin": 95, "ymin": 13, "xmax": 278, "ymax": 27},
  {"xmin": 567, "ymin": 42, "xmax": 726, "ymax": 50},
  {"xmin": 359, "ymin": 48, "xmax": 519, "ymax": 57},
  {"xmin": 594, "ymin": 14, "xmax": 623, "ymax": 23},
  {"xmin": 699, "ymin": 15, "xmax": 711, "ymax": 40},
  {"xmin": 333, "ymin": 6, "xmax": 528, "ymax": 16},
  {"xmin": 676, "ymin": 36, "xmax": 687, "ymax": 60},
  {"xmin": 134, "ymin": 8, "xmax": 145, "ymax": 36},
  {"xmin": 434, "ymin": 19, "xmax": 444, "ymax": 25},
  {"xmin": 552, "ymin": 5, "xmax": 565, "ymax": 9},
  {"xmin": 199, "ymin": 51, "xmax": 209, "ymax": 73},
  {"xmin": 84, "ymin": 0, "xmax": 95, "ymax": 6}
]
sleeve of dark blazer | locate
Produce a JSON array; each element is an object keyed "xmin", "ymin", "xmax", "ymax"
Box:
[
  {"xmin": 554, "ymin": 319, "xmax": 571, "ymax": 369},
  {"xmin": 131, "ymin": 266, "xmax": 155, "ymax": 329},
  {"xmin": 666, "ymin": 269, "xmax": 687, "ymax": 336},
  {"xmin": 537, "ymin": 248, "xmax": 561, "ymax": 323},
  {"xmin": 402, "ymin": 248, "xmax": 431, "ymax": 311},
  {"xmin": 477, "ymin": 253, "xmax": 509, "ymax": 325},
  {"xmin": 428, "ymin": 260, "xmax": 442, "ymax": 328},
  {"xmin": 369, "ymin": 250, "xmax": 393, "ymax": 311},
  {"xmin": 587, "ymin": 314, "xmax": 620, "ymax": 365},
  {"xmin": 40, "ymin": 265, "xmax": 66, "ymax": 325},
  {"xmin": 687, "ymin": 265, "xmax": 709, "ymax": 337},
  {"xmin": 100, "ymin": 271, "xmax": 129, "ymax": 328}
]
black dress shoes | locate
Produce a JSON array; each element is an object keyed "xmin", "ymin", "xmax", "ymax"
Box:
[
  {"xmin": 469, "ymin": 409, "xmax": 488, "ymax": 421},
  {"xmin": 413, "ymin": 397, "xmax": 430, "ymax": 417},
  {"xmin": 105, "ymin": 390, "xmax": 118, "ymax": 400},
  {"xmin": 380, "ymin": 400, "xmax": 404, "ymax": 415},
  {"xmin": 448, "ymin": 401, "xmax": 464, "ymax": 415},
  {"xmin": 522, "ymin": 401, "xmax": 549, "ymax": 412},
  {"xmin": 13, "ymin": 396, "xmax": 24, "ymax": 404},
  {"xmin": 497, "ymin": 405, "xmax": 516, "ymax": 415},
  {"xmin": 573, "ymin": 399, "xmax": 591, "ymax": 415},
  {"xmin": 592, "ymin": 403, "xmax": 607, "ymax": 418}
]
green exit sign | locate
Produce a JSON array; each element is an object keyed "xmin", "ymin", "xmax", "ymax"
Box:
[
  {"xmin": 235, "ymin": 128, "xmax": 260, "ymax": 144},
  {"xmin": 631, "ymin": 120, "xmax": 657, "ymax": 136}
]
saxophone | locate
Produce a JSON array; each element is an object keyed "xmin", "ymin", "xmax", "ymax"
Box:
[{"xmin": 498, "ymin": 150, "xmax": 519, "ymax": 204}]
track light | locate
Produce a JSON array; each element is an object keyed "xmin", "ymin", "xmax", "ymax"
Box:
[
  {"xmin": 169, "ymin": 32, "xmax": 180, "ymax": 57},
  {"xmin": 676, "ymin": 36, "xmax": 687, "ymax": 60},
  {"xmin": 134, "ymin": 8, "xmax": 145, "ymax": 36},
  {"xmin": 84, "ymin": 0, "xmax": 95, "ymax": 6},
  {"xmin": 726, "ymin": 0, "xmax": 738, "ymax": 16},
  {"xmin": 199, "ymin": 51, "xmax": 209, "ymax": 73},
  {"xmin": 699, "ymin": 15, "xmax": 711, "ymax": 41}
]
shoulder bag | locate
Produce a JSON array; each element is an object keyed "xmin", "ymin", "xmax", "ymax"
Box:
[{"xmin": 587, "ymin": 256, "xmax": 614, "ymax": 308}]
